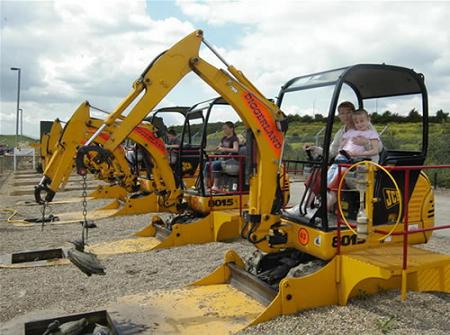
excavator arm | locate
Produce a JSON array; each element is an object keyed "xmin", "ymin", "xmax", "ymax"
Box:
[
  {"xmin": 78, "ymin": 30, "xmax": 287, "ymax": 237},
  {"xmin": 39, "ymin": 133, "xmax": 49, "ymax": 169},
  {"xmin": 87, "ymin": 118, "xmax": 181, "ymax": 208},
  {"xmin": 47, "ymin": 119, "xmax": 63, "ymax": 158},
  {"xmin": 36, "ymin": 102, "xmax": 181, "ymax": 210},
  {"xmin": 40, "ymin": 119, "xmax": 63, "ymax": 170}
]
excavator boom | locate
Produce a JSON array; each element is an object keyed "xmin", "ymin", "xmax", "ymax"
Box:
[
  {"xmin": 79, "ymin": 30, "xmax": 287, "ymax": 231},
  {"xmin": 36, "ymin": 102, "xmax": 181, "ymax": 212}
]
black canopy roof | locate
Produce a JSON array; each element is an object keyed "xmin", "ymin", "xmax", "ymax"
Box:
[
  {"xmin": 280, "ymin": 63, "xmax": 426, "ymax": 100},
  {"xmin": 341, "ymin": 64, "xmax": 425, "ymax": 99}
]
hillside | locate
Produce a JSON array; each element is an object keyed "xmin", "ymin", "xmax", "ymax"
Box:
[
  {"xmin": 183, "ymin": 120, "xmax": 450, "ymax": 186},
  {"xmin": 0, "ymin": 135, "xmax": 38, "ymax": 147}
]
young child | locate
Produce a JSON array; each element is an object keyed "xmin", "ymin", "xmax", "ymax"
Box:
[
  {"xmin": 339, "ymin": 108, "xmax": 380, "ymax": 161},
  {"xmin": 327, "ymin": 108, "xmax": 380, "ymax": 211}
]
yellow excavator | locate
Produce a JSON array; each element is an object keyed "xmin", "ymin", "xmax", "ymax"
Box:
[
  {"xmin": 11, "ymin": 31, "xmax": 449, "ymax": 333},
  {"xmin": 69, "ymin": 30, "xmax": 288, "ymax": 260},
  {"xmin": 39, "ymin": 119, "xmax": 63, "ymax": 171},
  {"xmin": 98, "ymin": 59, "xmax": 448, "ymax": 333},
  {"xmin": 1, "ymin": 30, "xmax": 289, "ymax": 269},
  {"xmin": 34, "ymin": 105, "xmax": 196, "ymax": 207},
  {"xmin": 34, "ymin": 101, "xmax": 184, "ymax": 221}
]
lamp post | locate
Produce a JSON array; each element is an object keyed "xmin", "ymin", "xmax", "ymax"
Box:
[
  {"xmin": 10, "ymin": 67, "xmax": 21, "ymax": 147},
  {"xmin": 19, "ymin": 108, "xmax": 23, "ymax": 136}
]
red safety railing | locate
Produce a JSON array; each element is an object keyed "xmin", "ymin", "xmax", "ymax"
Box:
[
  {"xmin": 283, "ymin": 159, "xmax": 306, "ymax": 175},
  {"xmin": 335, "ymin": 163, "xmax": 450, "ymax": 272}
]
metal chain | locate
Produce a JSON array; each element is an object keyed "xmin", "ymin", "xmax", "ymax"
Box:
[
  {"xmin": 41, "ymin": 201, "xmax": 47, "ymax": 231},
  {"xmin": 81, "ymin": 174, "xmax": 89, "ymax": 244}
]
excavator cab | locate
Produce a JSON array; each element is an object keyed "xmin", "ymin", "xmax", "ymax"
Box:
[
  {"xmin": 142, "ymin": 106, "xmax": 199, "ymax": 187},
  {"xmin": 279, "ymin": 64, "xmax": 432, "ymax": 241},
  {"xmin": 176, "ymin": 97, "xmax": 252, "ymax": 214},
  {"xmin": 181, "ymin": 97, "xmax": 248, "ymax": 193},
  {"xmin": 149, "ymin": 106, "xmax": 201, "ymax": 185}
]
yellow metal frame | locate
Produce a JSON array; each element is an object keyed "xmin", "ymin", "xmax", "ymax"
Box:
[
  {"xmin": 135, "ymin": 209, "xmax": 244, "ymax": 249},
  {"xmin": 60, "ymin": 29, "xmax": 288, "ymax": 253},
  {"xmin": 80, "ymin": 30, "xmax": 286, "ymax": 239},
  {"xmin": 40, "ymin": 119, "xmax": 63, "ymax": 170},
  {"xmin": 41, "ymin": 102, "xmax": 182, "ymax": 214},
  {"xmin": 183, "ymin": 192, "xmax": 249, "ymax": 215},
  {"xmin": 192, "ymin": 246, "xmax": 450, "ymax": 329}
]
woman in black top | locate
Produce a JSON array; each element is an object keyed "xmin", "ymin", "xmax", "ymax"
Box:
[{"xmin": 204, "ymin": 121, "xmax": 239, "ymax": 191}]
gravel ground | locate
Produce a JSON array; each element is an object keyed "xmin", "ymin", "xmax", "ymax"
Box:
[{"xmin": 0, "ymin": 172, "xmax": 449, "ymax": 335}]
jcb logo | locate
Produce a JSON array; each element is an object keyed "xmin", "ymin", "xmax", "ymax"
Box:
[{"xmin": 384, "ymin": 188, "xmax": 400, "ymax": 209}]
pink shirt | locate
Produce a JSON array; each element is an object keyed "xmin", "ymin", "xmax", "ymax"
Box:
[{"xmin": 341, "ymin": 129, "xmax": 380, "ymax": 156}]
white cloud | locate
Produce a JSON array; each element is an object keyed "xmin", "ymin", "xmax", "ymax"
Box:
[
  {"xmin": 1, "ymin": 0, "xmax": 449, "ymax": 139},
  {"xmin": 1, "ymin": 0, "xmax": 195, "ymax": 137},
  {"xmin": 177, "ymin": 1, "xmax": 450, "ymax": 115}
]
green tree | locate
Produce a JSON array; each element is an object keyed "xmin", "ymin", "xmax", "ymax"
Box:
[
  {"xmin": 406, "ymin": 108, "xmax": 421, "ymax": 122},
  {"xmin": 370, "ymin": 112, "xmax": 382, "ymax": 123},
  {"xmin": 380, "ymin": 110, "xmax": 392, "ymax": 123},
  {"xmin": 314, "ymin": 114, "xmax": 325, "ymax": 122},
  {"xmin": 435, "ymin": 109, "xmax": 448, "ymax": 123}
]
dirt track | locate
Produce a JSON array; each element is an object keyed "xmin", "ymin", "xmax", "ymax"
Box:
[{"xmin": 0, "ymin": 171, "xmax": 449, "ymax": 335}]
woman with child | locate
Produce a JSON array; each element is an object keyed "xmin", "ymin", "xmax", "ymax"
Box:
[{"xmin": 327, "ymin": 107, "xmax": 381, "ymax": 211}]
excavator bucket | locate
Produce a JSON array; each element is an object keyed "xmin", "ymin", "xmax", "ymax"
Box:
[
  {"xmin": 108, "ymin": 250, "xmax": 267, "ymax": 335},
  {"xmin": 106, "ymin": 246, "xmax": 450, "ymax": 334},
  {"xmin": 110, "ymin": 285, "xmax": 265, "ymax": 335}
]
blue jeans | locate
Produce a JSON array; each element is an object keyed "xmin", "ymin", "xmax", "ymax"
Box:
[
  {"xmin": 204, "ymin": 160, "xmax": 223, "ymax": 178},
  {"xmin": 327, "ymin": 155, "xmax": 350, "ymax": 187}
]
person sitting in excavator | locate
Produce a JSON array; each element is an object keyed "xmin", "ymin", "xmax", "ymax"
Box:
[
  {"xmin": 166, "ymin": 128, "xmax": 180, "ymax": 148},
  {"xmin": 304, "ymin": 101, "xmax": 375, "ymax": 159},
  {"xmin": 326, "ymin": 108, "xmax": 381, "ymax": 211},
  {"xmin": 204, "ymin": 121, "xmax": 239, "ymax": 191},
  {"xmin": 299, "ymin": 101, "xmax": 381, "ymax": 211}
]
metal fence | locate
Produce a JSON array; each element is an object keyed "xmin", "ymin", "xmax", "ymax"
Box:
[{"xmin": 0, "ymin": 155, "xmax": 39, "ymax": 174}]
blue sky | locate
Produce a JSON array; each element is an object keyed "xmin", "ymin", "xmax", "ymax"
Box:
[
  {"xmin": 146, "ymin": 0, "xmax": 242, "ymax": 48},
  {"xmin": 1, "ymin": 1, "xmax": 449, "ymax": 138}
]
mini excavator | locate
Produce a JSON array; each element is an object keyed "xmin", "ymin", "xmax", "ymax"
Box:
[
  {"xmin": 108, "ymin": 62, "xmax": 449, "ymax": 333},
  {"xmin": 70, "ymin": 30, "xmax": 289, "ymax": 258},
  {"xmin": 34, "ymin": 105, "xmax": 195, "ymax": 208},
  {"xmin": 34, "ymin": 102, "xmax": 184, "ymax": 220},
  {"xmin": 16, "ymin": 30, "xmax": 448, "ymax": 333},
  {"xmin": 3, "ymin": 29, "xmax": 287, "ymax": 272}
]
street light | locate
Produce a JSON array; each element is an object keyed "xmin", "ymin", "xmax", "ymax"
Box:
[
  {"xmin": 10, "ymin": 67, "xmax": 21, "ymax": 147},
  {"xmin": 19, "ymin": 108, "xmax": 23, "ymax": 136}
]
